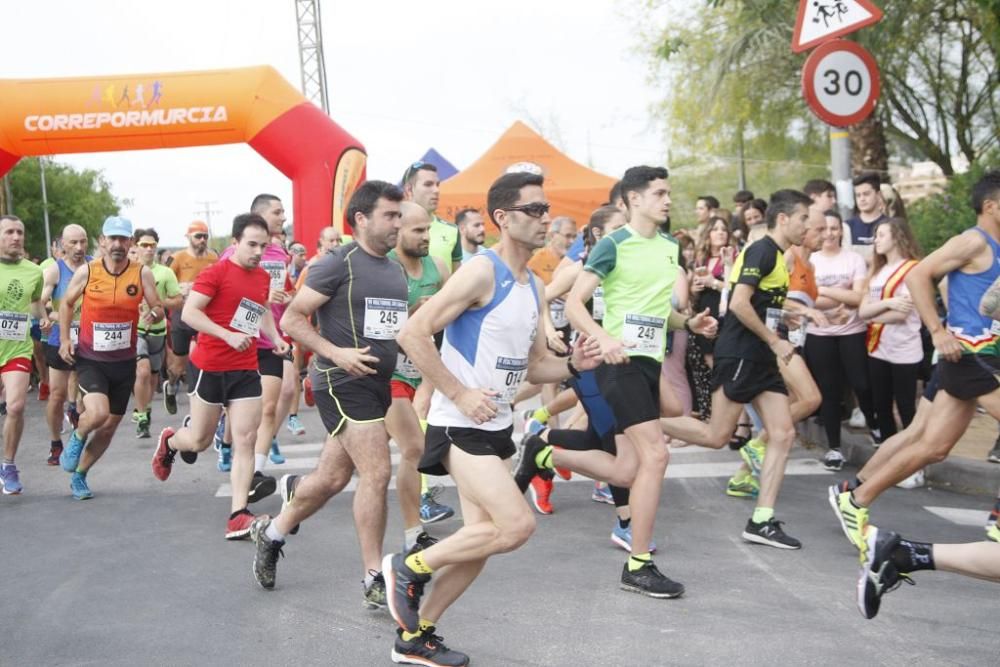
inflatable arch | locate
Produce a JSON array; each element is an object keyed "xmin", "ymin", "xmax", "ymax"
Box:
[{"xmin": 0, "ymin": 66, "xmax": 366, "ymax": 247}]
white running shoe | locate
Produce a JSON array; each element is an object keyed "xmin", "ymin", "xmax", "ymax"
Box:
[
  {"xmin": 895, "ymin": 469, "xmax": 925, "ymax": 489},
  {"xmin": 849, "ymin": 408, "xmax": 866, "ymax": 429}
]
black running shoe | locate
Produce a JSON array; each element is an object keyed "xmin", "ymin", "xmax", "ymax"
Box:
[
  {"xmin": 163, "ymin": 380, "xmax": 178, "ymax": 415},
  {"xmin": 742, "ymin": 517, "xmax": 802, "ymax": 549},
  {"xmin": 391, "ymin": 627, "xmax": 470, "ymax": 666},
  {"xmin": 383, "ymin": 552, "xmax": 431, "ymax": 633},
  {"xmin": 409, "ymin": 531, "xmax": 438, "ymax": 554},
  {"xmin": 619, "ymin": 561, "xmax": 685, "ymax": 599},
  {"xmin": 363, "ymin": 570, "xmax": 387, "ymax": 610},
  {"xmin": 857, "ymin": 526, "xmax": 913, "ymax": 619},
  {"xmin": 514, "ymin": 434, "xmax": 548, "ymax": 493},
  {"xmin": 250, "ymin": 516, "xmax": 284, "ymax": 590},
  {"xmin": 248, "ymin": 471, "xmax": 277, "ymax": 503}
]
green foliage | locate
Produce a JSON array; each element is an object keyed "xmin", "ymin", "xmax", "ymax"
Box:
[
  {"xmin": 907, "ymin": 157, "xmax": 997, "ymax": 254},
  {"xmin": 8, "ymin": 158, "xmax": 121, "ymax": 260}
]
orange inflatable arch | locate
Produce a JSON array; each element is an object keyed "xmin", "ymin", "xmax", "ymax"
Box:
[{"xmin": 0, "ymin": 66, "xmax": 366, "ymax": 247}]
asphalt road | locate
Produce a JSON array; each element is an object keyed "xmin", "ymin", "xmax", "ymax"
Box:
[{"xmin": 3, "ymin": 391, "xmax": 999, "ymax": 666}]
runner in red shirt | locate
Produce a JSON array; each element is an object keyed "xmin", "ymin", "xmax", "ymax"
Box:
[{"xmin": 151, "ymin": 213, "xmax": 289, "ymax": 540}]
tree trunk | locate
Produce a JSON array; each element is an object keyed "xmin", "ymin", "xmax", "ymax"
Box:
[{"xmin": 849, "ymin": 114, "xmax": 890, "ymax": 176}]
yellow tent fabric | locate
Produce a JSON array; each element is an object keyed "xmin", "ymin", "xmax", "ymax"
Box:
[{"xmin": 438, "ymin": 121, "xmax": 617, "ymax": 227}]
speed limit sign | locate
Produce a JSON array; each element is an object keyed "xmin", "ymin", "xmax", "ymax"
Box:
[{"xmin": 802, "ymin": 39, "xmax": 880, "ymax": 127}]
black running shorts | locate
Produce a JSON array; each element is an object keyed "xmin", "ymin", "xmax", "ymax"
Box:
[
  {"xmin": 595, "ymin": 356, "xmax": 662, "ymax": 431},
  {"xmin": 419, "ymin": 425, "xmax": 516, "ymax": 477},
  {"xmin": 188, "ymin": 366, "xmax": 262, "ymax": 406},
  {"xmin": 257, "ymin": 347, "xmax": 292, "ymax": 379},
  {"xmin": 45, "ymin": 343, "xmax": 74, "ymax": 372},
  {"xmin": 313, "ymin": 375, "xmax": 391, "ymax": 437},
  {"xmin": 712, "ymin": 358, "xmax": 788, "ymax": 404},
  {"xmin": 77, "ymin": 357, "xmax": 136, "ymax": 416},
  {"xmin": 937, "ymin": 354, "xmax": 1000, "ymax": 402}
]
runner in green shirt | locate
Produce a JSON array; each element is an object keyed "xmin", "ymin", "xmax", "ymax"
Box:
[
  {"xmin": 132, "ymin": 228, "xmax": 182, "ymax": 437},
  {"xmin": 402, "ymin": 162, "xmax": 462, "ymax": 269},
  {"xmin": 0, "ymin": 215, "xmax": 50, "ymax": 495}
]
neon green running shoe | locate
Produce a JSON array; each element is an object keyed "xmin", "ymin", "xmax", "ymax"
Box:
[
  {"xmin": 828, "ymin": 486, "xmax": 869, "ymax": 556},
  {"xmin": 986, "ymin": 523, "xmax": 1000, "ymax": 543},
  {"xmin": 725, "ymin": 473, "xmax": 759, "ymax": 498},
  {"xmin": 740, "ymin": 438, "xmax": 766, "ymax": 478}
]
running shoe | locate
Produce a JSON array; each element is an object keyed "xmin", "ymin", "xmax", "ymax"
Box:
[
  {"xmin": 225, "ymin": 509, "xmax": 256, "ymax": 541},
  {"xmin": 38, "ymin": 382, "xmax": 50, "ymax": 401},
  {"xmin": 269, "ymin": 438, "xmax": 285, "ymax": 465},
  {"xmin": 857, "ymin": 526, "xmax": 913, "ymax": 619},
  {"xmin": 151, "ymin": 427, "xmax": 177, "ymax": 481},
  {"xmin": 895, "ymin": 469, "xmax": 925, "ymax": 489},
  {"xmin": 986, "ymin": 524, "xmax": 1000, "ymax": 543},
  {"xmin": 0, "ymin": 464, "xmax": 22, "ymax": 495},
  {"xmin": 214, "ymin": 412, "xmax": 227, "ymax": 448},
  {"xmin": 0, "ymin": 401, "xmax": 7, "ymax": 416},
  {"xmin": 383, "ymin": 552, "xmax": 430, "ymax": 633},
  {"xmin": 162, "ymin": 380, "xmax": 177, "ymax": 415},
  {"xmin": 363, "ymin": 570, "xmax": 387, "ymax": 609},
  {"xmin": 409, "ymin": 531, "xmax": 438, "ymax": 554},
  {"xmin": 131, "ymin": 408, "xmax": 141, "ymax": 424},
  {"xmin": 725, "ymin": 473, "xmax": 759, "ymax": 498},
  {"xmin": 216, "ymin": 445, "xmax": 232, "ymax": 472},
  {"xmin": 61, "ymin": 413, "xmax": 71, "ymax": 435},
  {"xmin": 47, "ymin": 442, "xmax": 62, "ymax": 466},
  {"xmin": 742, "ymin": 517, "xmax": 802, "ymax": 549},
  {"xmin": 740, "ymin": 438, "xmax": 766, "ymax": 478},
  {"xmin": 136, "ymin": 413, "xmax": 151, "ymax": 439},
  {"xmin": 279, "ymin": 473, "xmax": 301, "ymax": 535},
  {"xmin": 514, "ymin": 434, "xmax": 550, "ymax": 492},
  {"xmin": 524, "ymin": 416, "xmax": 546, "ymax": 437},
  {"xmin": 248, "ymin": 471, "xmax": 277, "ymax": 503},
  {"xmin": 392, "ymin": 627, "xmax": 470, "ymax": 667},
  {"xmin": 286, "ymin": 414, "xmax": 306, "ymax": 436},
  {"xmin": 848, "ymin": 407, "xmax": 867, "ymax": 429},
  {"xmin": 823, "ymin": 449, "xmax": 845, "ymax": 472},
  {"xmin": 66, "ymin": 405, "xmax": 80, "ymax": 429},
  {"xmin": 988, "ymin": 435, "xmax": 1000, "ymax": 463},
  {"xmin": 60, "ymin": 430, "xmax": 86, "ymax": 472},
  {"xmin": 619, "ymin": 561, "xmax": 684, "ymax": 599},
  {"xmin": 528, "ymin": 476, "xmax": 554, "ymax": 515},
  {"xmin": 250, "ymin": 515, "xmax": 284, "ymax": 590},
  {"xmin": 986, "ymin": 498, "xmax": 1000, "ymax": 530},
  {"xmin": 610, "ymin": 521, "xmax": 657, "ymax": 554},
  {"xmin": 70, "ymin": 471, "xmax": 93, "ymax": 500},
  {"xmin": 829, "ymin": 486, "xmax": 869, "ymax": 554},
  {"xmin": 302, "ymin": 376, "xmax": 315, "ymax": 407},
  {"xmin": 592, "ymin": 482, "xmax": 614, "ymax": 504},
  {"xmin": 870, "ymin": 428, "xmax": 883, "ymax": 447},
  {"xmin": 419, "ymin": 486, "xmax": 454, "ymax": 524}
]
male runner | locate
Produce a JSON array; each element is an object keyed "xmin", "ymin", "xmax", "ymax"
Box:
[
  {"xmin": 559, "ymin": 166, "xmax": 714, "ymax": 594},
  {"xmin": 381, "ymin": 172, "xmax": 601, "ymax": 666},
  {"xmin": 132, "ymin": 228, "xmax": 181, "ymax": 438},
  {"xmin": 658, "ymin": 189, "xmax": 813, "ymax": 549},
  {"xmin": 58, "ymin": 216, "xmax": 164, "ymax": 499},
  {"xmin": 386, "ymin": 202, "xmax": 454, "ymax": 551},
  {"xmin": 152, "ymin": 213, "xmax": 287, "ymax": 538},
  {"xmin": 0, "ymin": 216, "xmax": 48, "ymax": 495},
  {"xmin": 403, "ymin": 162, "xmax": 461, "ymax": 270},
  {"xmin": 250, "ymin": 180, "xmax": 407, "ymax": 610},
  {"xmin": 40, "ymin": 224, "xmax": 89, "ymax": 464},
  {"xmin": 165, "ymin": 221, "xmax": 218, "ymax": 414},
  {"xmin": 830, "ymin": 170, "xmax": 1000, "ymax": 553},
  {"xmin": 455, "ymin": 208, "xmax": 485, "ymax": 263}
]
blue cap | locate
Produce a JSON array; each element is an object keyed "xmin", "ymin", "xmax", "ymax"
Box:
[{"xmin": 102, "ymin": 216, "xmax": 133, "ymax": 238}]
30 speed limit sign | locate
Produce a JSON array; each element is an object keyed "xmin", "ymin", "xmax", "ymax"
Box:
[{"xmin": 802, "ymin": 39, "xmax": 880, "ymax": 127}]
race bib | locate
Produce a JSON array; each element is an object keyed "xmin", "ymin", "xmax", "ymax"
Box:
[
  {"xmin": 622, "ymin": 314, "xmax": 665, "ymax": 357},
  {"xmin": 592, "ymin": 287, "xmax": 605, "ymax": 321},
  {"xmin": 261, "ymin": 261, "xmax": 288, "ymax": 291},
  {"xmin": 766, "ymin": 308, "xmax": 807, "ymax": 347},
  {"xmin": 0, "ymin": 311, "xmax": 28, "ymax": 341},
  {"xmin": 70, "ymin": 322, "xmax": 80, "ymax": 346},
  {"xmin": 363, "ymin": 298, "xmax": 407, "ymax": 340},
  {"xmin": 395, "ymin": 351, "xmax": 421, "ymax": 380},
  {"xmin": 93, "ymin": 322, "xmax": 132, "ymax": 352},
  {"xmin": 550, "ymin": 299, "xmax": 568, "ymax": 329},
  {"xmin": 229, "ymin": 298, "xmax": 266, "ymax": 337},
  {"xmin": 493, "ymin": 356, "xmax": 528, "ymax": 404}
]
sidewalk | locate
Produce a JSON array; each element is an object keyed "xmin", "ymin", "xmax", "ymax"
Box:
[{"xmin": 798, "ymin": 412, "xmax": 1000, "ymax": 497}]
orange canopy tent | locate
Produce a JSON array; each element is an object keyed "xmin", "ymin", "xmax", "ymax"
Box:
[{"xmin": 438, "ymin": 121, "xmax": 617, "ymax": 227}]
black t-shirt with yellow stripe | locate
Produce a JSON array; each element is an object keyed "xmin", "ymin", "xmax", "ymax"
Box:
[{"xmin": 715, "ymin": 236, "xmax": 788, "ymax": 363}]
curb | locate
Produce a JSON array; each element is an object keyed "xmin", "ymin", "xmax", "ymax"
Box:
[{"xmin": 797, "ymin": 420, "xmax": 1000, "ymax": 498}]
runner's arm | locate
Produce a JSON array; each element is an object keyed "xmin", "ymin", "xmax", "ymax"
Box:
[
  {"xmin": 279, "ymin": 285, "xmax": 341, "ymax": 362},
  {"xmin": 139, "ymin": 266, "xmax": 165, "ymax": 323},
  {"xmin": 397, "ymin": 257, "xmax": 494, "ymax": 402},
  {"xmin": 181, "ymin": 292, "xmax": 237, "ymax": 341},
  {"xmin": 545, "ymin": 262, "xmax": 580, "ymax": 303},
  {"xmin": 565, "ymin": 269, "xmax": 603, "ymax": 342},
  {"xmin": 160, "ymin": 271, "xmax": 183, "ymax": 310},
  {"xmin": 58, "ymin": 264, "xmax": 89, "ymax": 347},
  {"xmin": 526, "ymin": 279, "xmax": 600, "ymax": 384},
  {"xmin": 40, "ymin": 262, "xmax": 59, "ymax": 309}
]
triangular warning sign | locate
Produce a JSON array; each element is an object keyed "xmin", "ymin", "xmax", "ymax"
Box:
[{"xmin": 792, "ymin": 0, "xmax": 884, "ymax": 53}]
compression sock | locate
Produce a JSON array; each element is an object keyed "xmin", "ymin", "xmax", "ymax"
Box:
[
  {"xmin": 752, "ymin": 507, "xmax": 775, "ymax": 523},
  {"xmin": 531, "ymin": 406, "xmax": 550, "ymax": 424},
  {"xmin": 420, "ymin": 473, "xmax": 429, "ymax": 495},
  {"xmin": 610, "ymin": 484, "xmax": 631, "ymax": 509},
  {"xmin": 402, "ymin": 618, "xmax": 437, "ymax": 642},
  {"xmin": 404, "ymin": 552, "xmax": 433, "ymax": 575},
  {"xmin": 627, "ymin": 552, "xmax": 652, "ymax": 572},
  {"xmin": 546, "ymin": 428, "xmax": 604, "ymax": 451},
  {"xmin": 618, "ymin": 517, "xmax": 631, "ymax": 530},
  {"xmin": 891, "ymin": 538, "xmax": 936, "ymax": 573},
  {"xmin": 535, "ymin": 445, "xmax": 554, "ymax": 470}
]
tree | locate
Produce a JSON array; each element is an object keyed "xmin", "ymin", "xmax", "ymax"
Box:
[
  {"xmin": 8, "ymin": 158, "xmax": 122, "ymax": 260},
  {"xmin": 646, "ymin": 0, "xmax": 1000, "ymax": 177},
  {"xmin": 907, "ymin": 155, "xmax": 997, "ymax": 254}
]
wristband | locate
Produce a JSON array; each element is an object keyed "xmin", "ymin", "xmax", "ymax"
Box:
[
  {"xmin": 566, "ymin": 358, "xmax": 581, "ymax": 379},
  {"xmin": 683, "ymin": 317, "xmax": 694, "ymax": 334}
]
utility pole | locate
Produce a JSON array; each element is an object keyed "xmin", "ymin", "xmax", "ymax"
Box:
[
  {"xmin": 295, "ymin": 0, "xmax": 330, "ymax": 113},
  {"xmin": 40, "ymin": 157, "xmax": 52, "ymax": 258},
  {"xmin": 1, "ymin": 174, "xmax": 11, "ymax": 215},
  {"xmin": 736, "ymin": 122, "xmax": 747, "ymax": 192},
  {"xmin": 194, "ymin": 200, "xmax": 222, "ymax": 238},
  {"xmin": 830, "ymin": 127, "xmax": 853, "ymax": 220}
]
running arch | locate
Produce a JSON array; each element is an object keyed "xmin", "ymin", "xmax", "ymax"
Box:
[{"xmin": 0, "ymin": 66, "xmax": 366, "ymax": 246}]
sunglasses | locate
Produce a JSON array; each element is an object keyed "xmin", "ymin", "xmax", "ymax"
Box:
[
  {"xmin": 402, "ymin": 160, "xmax": 434, "ymax": 185},
  {"xmin": 503, "ymin": 202, "xmax": 550, "ymax": 219},
  {"xmin": 137, "ymin": 242, "xmax": 157, "ymax": 248},
  {"xmin": 191, "ymin": 233, "xmax": 208, "ymax": 240}
]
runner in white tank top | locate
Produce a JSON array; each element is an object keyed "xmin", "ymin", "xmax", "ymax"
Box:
[{"xmin": 381, "ymin": 172, "xmax": 601, "ymax": 667}]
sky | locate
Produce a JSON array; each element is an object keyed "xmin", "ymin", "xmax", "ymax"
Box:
[{"xmin": 2, "ymin": 0, "xmax": 666, "ymax": 248}]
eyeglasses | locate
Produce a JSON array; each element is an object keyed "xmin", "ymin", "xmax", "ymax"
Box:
[
  {"xmin": 191, "ymin": 233, "xmax": 208, "ymax": 240},
  {"xmin": 137, "ymin": 242, "xmax": 157, "ymax": 248},
  {"xmin": 503, "ymin": 202, "xmax": 550, "ymax": 219}
]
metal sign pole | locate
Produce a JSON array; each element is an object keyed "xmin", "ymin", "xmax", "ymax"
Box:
[{"xmin": 40, "ymin": 157, "xmax": 52, "ymax": 258}]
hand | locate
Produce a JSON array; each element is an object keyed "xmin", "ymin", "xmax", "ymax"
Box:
[
  {"xmin": 330, "ymin": 345, "xmax": 379, "ymax": 376},
  {"xmin": 454, "ymin": 387, "xmax": 499, "ymax": 425},
  {"xmin": 770, "ymin": 338, "xmax": 796, "ymax": 365},
  {"xmin": 931, "ymin": 328, "xmax": 963, "ymax": 363},
  {"xmin": 807, "ymin": 308, "xmax": 829, "ymax": 328},
  {"xmin": 828, "ymin": 305, "xmax": 849, "ymax": 325},
  {"xmin": 688, "ymin": 308, "xmax": 718, "ymax": 338},
  {"xmin": 268, "ymin": 289, "xmax": 290, "ymax": 305},
  {"xmin": 597, "ymin": 333, "xmax": 630, "ymax": 365},
  {"xmin": 38, "ymin": 316, "xmax": 52, "ymax": 336},
  {"xmin": 690, "ymin": 277, "xmax": 705, "ymax": 293},
  {"xmin": 885, "ymin": 296, "xmax": 913, "ymax": 314},
  {"xmin": 546, "ymin": 327, "xmax": 568, "ymax": 354},
  {"xmin": 59, "ymin": 339, "xmax": 75, "ymax": 365},
  {"xmin": 224, "ymin": 331, "xmax": 254, "ymax": 352},
  {"xmin": 179, "ymin": 282, "xmax": 192, "ymax": 297},
  {"xmin": 571, "ymin": 334, "xmax": 602, "ymax": 371},
  {"xmin": 272, "ymin": 339, "xmax": 291, "ymax": 356}
]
